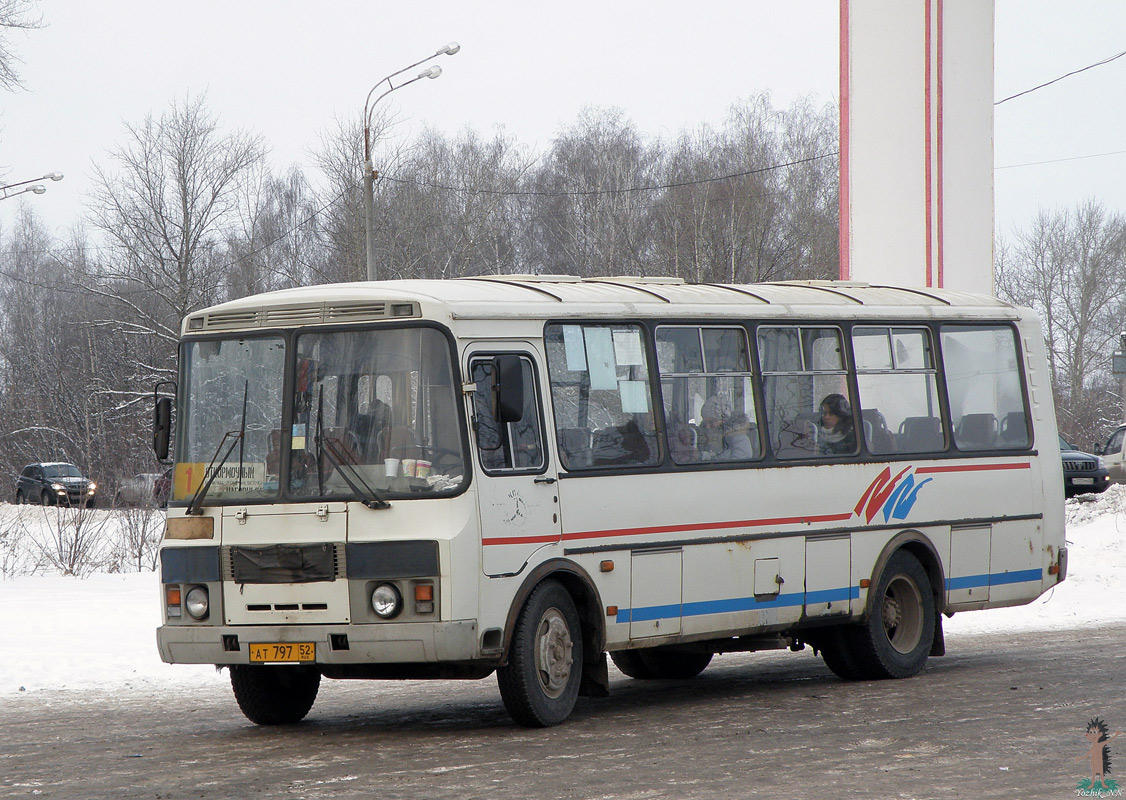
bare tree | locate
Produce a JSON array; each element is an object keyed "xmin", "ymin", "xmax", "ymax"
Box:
[
  {"xmin": 0, "ymin": 0, "xmax": 41, "ymax": 91},
  {"xmin": 88, "ymin": 95, "xmax": 267, "ymax": 362},
  {"xmin": 996, "ymin": 200, "xmax": 1126, "ymax": 443},
  {"xmin": 526, "ymin": 107, "xmax": 661, "ymax": 278},
  {"xmin": 226, "ymin": 164, "xmax": 325, "ymax": 295}
]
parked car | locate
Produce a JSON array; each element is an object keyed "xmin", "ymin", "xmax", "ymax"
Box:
[
  {"xmin": 15, "ymin": 462, "xmax": 97, "ymax": 507},
  {"xmin": 114, "ymin": 473, "xmax": 162, "ymax": 507},
  {"xmin": 1059, "ymin": 436, "xmax": 1110, "ymax": 497},
  {"xmin": 153, "ymin": 467, "xmax": 172, "ymax": 507},
  {"xmin": 1094, "ymin": 424, "xmax": 1126, "ymax": 485}
]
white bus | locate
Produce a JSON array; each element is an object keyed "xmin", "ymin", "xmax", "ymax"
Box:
[{"xmin": 154, "ymin": 276, "xmax": 1066, "ymax": 727}]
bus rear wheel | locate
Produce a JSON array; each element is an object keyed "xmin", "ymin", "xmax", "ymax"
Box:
[
  {"xmin": 610, "ymin": 647, "xmax": 713, "ymax": 680},
  {"xmin": 230, "ymin": 664, "xmax": 321, "ymax": 725},
  {"xmin": 497, "ymin": 579, "xmax": 583, "ymax": 728},
  {"xmin": 847, "ymin": 550, "xmax": 935, "ymax": 680}
]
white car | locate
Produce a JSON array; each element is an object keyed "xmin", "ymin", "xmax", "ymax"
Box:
[{"xmin": 114, "ymin": 473, "xmax": 162, "ymax": 506}]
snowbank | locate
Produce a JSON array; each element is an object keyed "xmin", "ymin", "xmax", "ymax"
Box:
[{"xmin": 1, "ymin": 488, "xmax": 1123, "ymax": 695}]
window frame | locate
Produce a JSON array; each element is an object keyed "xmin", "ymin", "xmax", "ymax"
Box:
[
  {"xmin": 851, "ymin": 325, "xmax": 946, "ymax": 456},
  {"xmin": 469, "ymin": 352, "xmax": 550, "ymax": 477},
  {"xmin": 654, "ymin": 323, "xmax": 761, "ymax": 465},
  {"xmin": 543, "ymin": 320, "xmax": 663, "ymax": 473}
]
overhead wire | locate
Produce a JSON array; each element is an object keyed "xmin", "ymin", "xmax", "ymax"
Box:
[{"xmin": 995, "ymin": 48, "xmax": 1126, "ymax": 106}]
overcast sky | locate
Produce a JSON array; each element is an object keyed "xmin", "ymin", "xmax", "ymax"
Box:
[{"xmin": 0, "ymin": 0, "xmax": 1123, "ymax": 244}]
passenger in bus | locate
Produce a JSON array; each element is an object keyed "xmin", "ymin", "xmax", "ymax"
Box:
[
  {"xmin": 697, "ymin": 394, "xmax": 731, "ymax": 458},
  {"xmin": 352, "ymin": 398, "xmax": 392, "ymax": 462},
  {"xmin": 669, "ymin": 419, "xmax": 699, "ymax": 463},
  {"xmin": 592, "ymin": 418, "xmax": 650, "ymax": 466},
  {"xmin": 716, "ymin": 414, "xmax": 755, "ymax": 460},
  {"xmin": 819, "ymin": 393, "xmax": 857, "ymax": 455}
]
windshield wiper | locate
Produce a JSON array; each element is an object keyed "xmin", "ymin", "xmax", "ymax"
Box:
[
  {"xmin": 187, "ymin": 381, "xmax": 248, "ymax": 516},
  {"xmin": 186, "ymin": 430, "xmax": 243, "ymax": 516},
  {"xmin": 314, "ymin": 387, "xmax": 390, "ymax": 510}
]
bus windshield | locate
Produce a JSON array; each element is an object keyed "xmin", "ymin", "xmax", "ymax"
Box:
[
  {"xmin": 175, "ymin": 335, "xmax": 287, "ymax": 502},
  {"xmin": 173, "ymin": 327, "xmax": 466, "ymax": 505},
  {"xmin": 289, "ymin": 326, "xmax": 466, "ymax": 500}
]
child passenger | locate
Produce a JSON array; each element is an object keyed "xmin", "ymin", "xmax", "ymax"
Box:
[{"xmin": 717, "ymin": 414, "xmax": 755, "ymax": 460}]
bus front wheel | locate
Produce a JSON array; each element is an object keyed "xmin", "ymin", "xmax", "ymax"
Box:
[
  {"xmin": 230, "ymin": 664, "xmax": 321, "ymax": 725},
  {"xmin": 497, "ymin": 579, "xmax": 583, "ymax": 728},
  {"xmin": 848, "ymin": 550, "xmax": 935, "ymax": 679}
]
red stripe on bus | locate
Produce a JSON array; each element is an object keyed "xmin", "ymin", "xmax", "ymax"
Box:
[
  {"xmin": 481, "ymin": 534, "xmax": 563, "ymax": 547},
  {"xmin": 915, "ymin": 462, "xmax": 1031, "ymax": 474},
  {"xmin": 561, "ymin": 513, "xmax": 855, "ymax": 543},
  {"xmin": 481, "ymin": 512, "xmax": 855, "ymax": 547}
]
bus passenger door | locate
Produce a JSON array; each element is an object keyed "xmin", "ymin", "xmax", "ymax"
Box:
[
  {"xmin": 805, "ymin": 535, "xmax": 852, "ymax": 618},
  {"xmin": 468, "ymin": 351, "xmax": 561, "ymax": 577},
  {"xmin": 630, "ymin": 549, "xmax": 683, "ymax": 639}
]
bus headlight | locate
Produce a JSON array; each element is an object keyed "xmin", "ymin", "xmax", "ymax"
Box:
[
  {"xmin": 184, "ymin": 586, "xmax": 210, "ymax": 620},
  {"xmin": 371, "ymin": 583, "xmax": 402, "ymax": 619}
]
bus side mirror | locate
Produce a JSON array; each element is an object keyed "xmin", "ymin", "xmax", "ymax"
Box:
[
  {"xmin": 1093, "ymin": 443, "xmax": 1103, "ymax": 455},
  {"xmin": 495, "ymin": 355, "xmax": 524, "ymax": 423},
  {"xmin": 154, "ymin": 396, "xmax": 172, "ymax": 461}
]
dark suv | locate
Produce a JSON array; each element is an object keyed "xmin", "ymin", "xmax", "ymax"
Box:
[
  {"xmin": 1059, "ymin": 436, "xmax": 1110, "ymax": 497},
  {"xmin": 15, "ymin": 462, "xmax": 98, "ymax": 507}
]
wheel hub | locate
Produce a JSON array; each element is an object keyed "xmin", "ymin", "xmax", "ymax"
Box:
[
  {"xmin": 535, "ymin": 608, "xmax": 574, "ymax": 698},
  {"xmin": 882, "ymin": 596, "xmax": 902, "ymax": 631},
  {"xmin": 882, "ymin": 574, "xmax": 924, "ymax": 654}
]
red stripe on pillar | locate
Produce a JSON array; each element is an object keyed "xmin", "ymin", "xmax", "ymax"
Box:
[{"xmin": 839, "ymin": 0, "xmax": 851, "ymax": 280}]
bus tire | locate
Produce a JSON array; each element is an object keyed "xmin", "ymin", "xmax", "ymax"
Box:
[
  {"xmin": 848, "ymin": 550, "xmax": 935, "ymax": 679},
  {"xmin": 611, "ymin": 648, "xmax": 712, "ymax": 680},
  {"xmin": 230, "ymin": 664, "xmax": 321, "ymax": 725},
  {"xmin": 811, "ymin": 628, "xmax": 865, "ymax": 681},
  {"xmin": 497, "ymin": 579, "xmax": 583, "ymax": 727},
  {"xmin": 609, "ymin": 649, "xmax": 659, "ymax": 679}
]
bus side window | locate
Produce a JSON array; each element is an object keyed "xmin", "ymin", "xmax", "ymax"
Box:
[
  {"xmin": 470, "ymin": 356, "xmax": 545, "ymax": 473},
  {"xmin": 544, "ymin": 324, "xmax": 660, "ymax": 471},
  {"xmin": 853, "ymin": 326, "xmax": 944, "ymax": 455},
  {"xmin": 759, "ymin": 325, "xmax": 856, "ymax": 460},
  {"xmin": 656, "ymin": 325, "xmax": 758, "ymax": 465},
  {"xmin": 941, "ymin": 325, "xmax": 1030, "ymax": 452}
]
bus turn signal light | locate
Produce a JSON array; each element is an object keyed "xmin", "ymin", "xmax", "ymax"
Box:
[
  {"xmin": 165, "ymin": 586, "xmax": 182, "ymax": 618},
  {"xmin": 414, "ymin": 583, "xmax": 434, "ymax": 614}
]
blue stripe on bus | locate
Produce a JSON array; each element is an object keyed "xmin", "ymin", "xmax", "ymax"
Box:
[
  {"xmin": 614, "ymin": 571, "xmax": 1043, "ymax": 625},
  {"xmin": 615, "ymin": 586, "xmax": 860, "ymax": 624},
  {"xmin": 945, "ymin": 568, "xmax": 1042, "ymax": 591}
]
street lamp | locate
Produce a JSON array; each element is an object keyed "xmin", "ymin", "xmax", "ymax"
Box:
[
  {"xmin": 0, "ymin": 171, "xmax": 63, "ymax": 202},
  {"xmin": 362, "ymin": 43, "xmax": 459, "ymax": 281}
]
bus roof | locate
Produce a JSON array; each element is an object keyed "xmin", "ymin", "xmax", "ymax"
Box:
[{"xmin": 183, "ymin": 276, "xmax": 1024, "ymax": 335}]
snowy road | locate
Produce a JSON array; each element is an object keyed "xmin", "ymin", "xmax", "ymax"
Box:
[
  {"xmin": 3, "ymin": 622, "xmax": 1122, "ymax": 799},
  {"xmin": 1, "ymin": 489, "xmax": 1124, "ymax": 797}
]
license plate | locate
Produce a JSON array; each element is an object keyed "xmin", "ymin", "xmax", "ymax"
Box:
[
  {"xmin": 1073, "ymin": 477, "xmax": 1095, "ymax": 485},
  {"xmin": 249, "ymin": 642, "xmax": 316, "ymax": 663}
]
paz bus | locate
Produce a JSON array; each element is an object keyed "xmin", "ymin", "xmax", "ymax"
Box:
[{"xmin": 153, "ymin": 276, "xmax": 1066, "ymax": 727}]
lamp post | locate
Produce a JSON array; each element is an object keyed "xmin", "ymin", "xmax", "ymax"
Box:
[
  {"xmin": 0, "ymin": 171, "xmax": 63, "ymax": 202},
  {"xmin": 362, "ymin": 43, "xmax": 459, "ymax": 282}
]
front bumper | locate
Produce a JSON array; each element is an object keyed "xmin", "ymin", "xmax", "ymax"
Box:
[
  {"xmin": 157, "ymin": 620, "xmax": 479, "ymax": 666},
  {"xmin": 1064, "ymin": 470, "xmax": 1110, "ymax": 494}
]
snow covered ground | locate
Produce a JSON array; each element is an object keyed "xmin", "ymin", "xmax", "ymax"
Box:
[{"xmin": 1, "ymin": 487, "xmax": 1124, "ymax": 696}]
